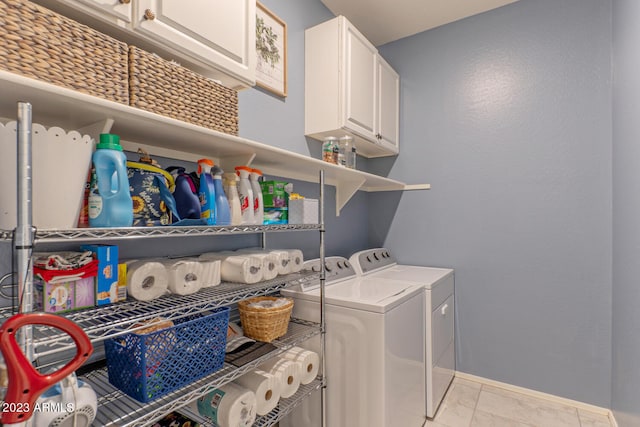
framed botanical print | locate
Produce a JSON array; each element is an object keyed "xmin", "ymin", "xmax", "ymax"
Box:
[{"xmin": 255, "ymin": 2, "xmax": 287, "ymax": 97}]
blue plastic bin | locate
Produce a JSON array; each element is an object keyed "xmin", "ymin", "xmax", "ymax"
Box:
[{"xmin": 104, "ymin": 307, "xmax": 229, "ymax": 402}]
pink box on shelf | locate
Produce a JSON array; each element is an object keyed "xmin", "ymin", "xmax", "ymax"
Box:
[{"xmin": 34, "ymin": 276, "xmax": 95, "ymax": 313}]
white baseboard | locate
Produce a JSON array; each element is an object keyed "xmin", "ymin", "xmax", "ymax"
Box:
[{"xmin": 454, "ymin": 371, "xmax": 618, "ymax": 425}]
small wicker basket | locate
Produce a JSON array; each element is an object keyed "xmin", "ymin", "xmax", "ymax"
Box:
[{"xmin": 238, "ymin": 296, "xmax": 294, "ymax": 343}]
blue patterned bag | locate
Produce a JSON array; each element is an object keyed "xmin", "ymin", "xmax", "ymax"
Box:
[{"xmin": 127, "ymin": 161, "xmax": 180, "ymax": 226}]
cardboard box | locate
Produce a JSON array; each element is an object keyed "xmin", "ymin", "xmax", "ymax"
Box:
[
  {"xmin": 34, "ymin": 276, "xmax": 95, "ymax": 313},
  {"xmin": 117, "ymin": 263, "xmax": 128, "ymax": 302},
  {"xmin": 261, "ymin": 181, "xmax": 289, "ymax": 208},
  {"xmin": 81, "ymin": 245, "xmax": 120, "ymax": 305},
  {"xmin": 289, "ymin": 199, "xmax": 319, "ymax": 224}
]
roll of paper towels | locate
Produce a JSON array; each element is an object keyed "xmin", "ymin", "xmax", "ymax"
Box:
[
  {"xmin": 235, "ymin": 370, "xmax": 281, "ymax": 415},
  {"xmin": 200, "ymin": 259, "xmax": 221, "ymax": 287},
  {"xmin": 260, "ymin": 357, "xmax": 300, "ymax": 398},
  {"xmin": 126, "ymin": 261, "xmax": 169, "ymax": 301},
  {"xmin": 200, "ymin": 253, "xmax": 263, "ymax": 284},
  {"xmin": 194, "ymin": 382, "xmax": 257, "ymax": 427},
  {"xmin": 269, "ymin": 250, "xmax": 292, "ymax": 275},
  {"xmin": 285, "ymin": 249, "xmax": 304, "ymax": 273},
  {"xmin": 162, "ymin": 259, "xmax": 203, "ymax": 295},
  {"xmin": 236, "ymin": 250, "xmax": 278, "ymax": 281},
  {"xmin": 280, "ymin": 347, "xmax": 320, "ymax": 385}
]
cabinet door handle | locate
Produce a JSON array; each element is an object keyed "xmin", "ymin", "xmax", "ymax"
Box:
[
  {"xmin": 441, "ymin": 304, "xmax": 449, "ymax": 315},
  {"xmin": 144, "ymin": 9, "xmax": 156, "ymax": 20},
  {"xmin": 119, "ymin": 0, "xmax": 131, "ymax": 4}
]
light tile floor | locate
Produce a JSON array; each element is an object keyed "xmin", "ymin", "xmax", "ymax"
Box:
[{"xmin": 426, "ymin": 377, "xmax": 613, "ymax": 427}]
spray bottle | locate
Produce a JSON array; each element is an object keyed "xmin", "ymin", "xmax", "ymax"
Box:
[
  {"xmin": 197, "ymin": 158, "xmax": 216, "ymax": 225},
  {"xmin": 235, "ymin": 166, "xmax": 255, "ymax": 225},
  {"xmin": 223, "ymin": 172, "xmax": 242, "ymax": 225},
  {"xmin": 249, "ymin": 168, "xmax": 264, "ymax": 225},
  {"xmin": 212, "ymin": 166, "xmax": 231, "ymax": 225}
]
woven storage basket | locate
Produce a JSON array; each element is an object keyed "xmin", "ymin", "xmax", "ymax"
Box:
[
  {"xmin": 238, "ymin": 296, "xmax": 294, "ymax": 342},
  {"xmin": 0, "ymin": 0, "xmax": 129, "ymax": 104},
  {"xmin": 128, "ymin": 46, "xmax": 239, "ymax": 135}
]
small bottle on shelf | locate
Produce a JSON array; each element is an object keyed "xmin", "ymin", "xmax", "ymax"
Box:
[
  {"xmin": 339, "ymin": 135, "xmax": 355, "ymax": 169},
  {"xmin": 322, "ymin": 136, "xmax": 338, "ymax": 164}
]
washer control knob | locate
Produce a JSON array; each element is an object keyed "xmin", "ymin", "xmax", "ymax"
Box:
[
  {"xmin": 311, "ymin": 265, "xmax": 320, "ymax": 272},
  {"xmin": 324, "ymin": 262, "xmax": 332, "ymax": 272},
  {"xmin": 366, "ymin": 255, "xmax": 371, "ymax": 263},
  {"xmin": 373, "ymin": 253, "xmax": 379, "ymax": 261},
  {"xmin": 344, "ymin": 261, "xmax": 350, "ymax": 269}
]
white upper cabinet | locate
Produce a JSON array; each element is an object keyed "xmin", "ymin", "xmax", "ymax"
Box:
[
  {"xmin": 305, "ymin": 16, "xmax": 399, "ymax": 158},
  {"xmin": 133, "ymin": 0, "xmax": 256, "ymax": 88},
  {"xmin": 34, "ymin": 0, "xmax": 256, "ymax": 89},
  {"xmin": 43, "ymin": 0, "xmax": 133, "ymax": 27},
  {"xmin": 377, "ymin": 55, "xmax": 400, "ymax": 151}
]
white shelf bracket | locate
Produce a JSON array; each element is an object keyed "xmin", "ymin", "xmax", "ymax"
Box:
[
  {"xmin": 219, "ymin": 153, "xmax": 257, "ymax": 172},
  {"xmin": 335, "ymin": 177, "xmax": 366, "ymax": 216},
  {"xmin": 77, "ymin": 118, "xmax": 114, "ymax": 141}
]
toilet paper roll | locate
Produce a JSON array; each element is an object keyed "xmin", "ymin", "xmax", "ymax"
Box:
[
  {"xmin": 126, "ymin": 261, "xmax": 169, "ymax": 301},
  {"xmin": 200, "ymin": 259, "xmax": 221, "ymax": 287},
  {"xmin": 285, "ymin": 249, "xmax": 304, "ymax": 273},
  {"xmin": 280, "ymin": 347, "xmax": 320, "ymax": 385},
  {"xmin": 161, "ymin": 259, "xmax": 203, "ymax": 296},
  {"xmin": 269, "ymin": 250, "xmax": 292, "ymax": 275},
  {"xmin": 260, "ymin": 357, "xmax": 300, "ymax": 398},
  {"xmin": 193, "ymin": 382, "xmax": 257, "ymax": 427},
  {"xmin": 236, "ymin": 250, "xmax": 279, "ymax": 281},
  {"xmin": 235, "ymin": 370, "xmax": 281, "ymax": 415}
]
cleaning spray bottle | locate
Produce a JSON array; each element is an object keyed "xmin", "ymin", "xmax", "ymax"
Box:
[
  {"xmin": 224, "ymin": 172, "xmax": 242, "ymax": 225},
  {"xmin": 249, "ymin": 168, "xmax": 264, "ymax": 225},
  {"xmin": 197, "ymin": 158, "xmax": 216, "ymax": 225},
  {"xmin": 212, "ymin": 166, "xmax": 231, "ymax": 225},
  {"xmin": 235, "ymin": 166, "xmax": 255, "ymax": 225}
]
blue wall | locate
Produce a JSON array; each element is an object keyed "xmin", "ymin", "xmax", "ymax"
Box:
[
  {"xmin": 375, "ymin": 0, "xmax": 612, "ymax": 406},
  {"xmin": 612, "ymin": 0, "xmax": 640, "ymax": 424}
]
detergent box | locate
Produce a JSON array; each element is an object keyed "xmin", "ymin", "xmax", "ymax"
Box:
[
  {"xmin": 34, "ymin": 275, "xmax": 95, "ymax": 313},
  {"xmin": 81, "ymin": 244, "xmax": 120, "ymax": 306}
]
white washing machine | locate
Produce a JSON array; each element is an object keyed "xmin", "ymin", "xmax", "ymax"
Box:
[
  {"xmin": 280, "ymin": 256, "xmax": 426, "ymax": 427},
  {"xmin": 349, "ymin": 248, "xmax": 455, "ymax": 419}
]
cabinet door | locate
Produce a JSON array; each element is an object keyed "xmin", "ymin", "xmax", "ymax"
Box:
[
  {"xmin": 377, "ymin": 56, "xmax": 400, "ymax": 153},
  {"xmin": 134, "ymin": 0, "xmax": 256, "ymax": 87},
  {"xmin": 343, "ymin": 22, "xmax": 377, "ymax": 140}
]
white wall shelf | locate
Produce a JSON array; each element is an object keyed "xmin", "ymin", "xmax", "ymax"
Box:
[{"xmin": 0, "ymin": 70, "xmax": 429, "ymax": 215}]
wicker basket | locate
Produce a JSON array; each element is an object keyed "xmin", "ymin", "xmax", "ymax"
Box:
[
  {"xmin": 128, "ymin": 45, "xmax": 239, "ymax": 135},
  {"xmin": 0, "ymin": 0, "xmax": 129, "ymax": 104},
  {"xmin": 238, "ymin": 296, "xmax": 294, "ymax": 342}
]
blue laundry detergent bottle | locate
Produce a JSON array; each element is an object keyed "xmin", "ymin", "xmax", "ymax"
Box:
[
  {"xmin": 197, "ymin": 159, "xmax": 216, "ymax": 225},
  {"xmin": 212, "ymin": 166, "xmax": 231, "ymax": 225},
  {"xmin": 88, "ymin": 134, "xmax": 133, "ymax": 227},
  {"xmin": 167, "ymin": 166, "xmax": 201, "ymax": 219}
]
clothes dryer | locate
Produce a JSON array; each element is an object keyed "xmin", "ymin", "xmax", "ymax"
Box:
[
  {"xmin": 349, "ymin": 248, "xmax": 455, "ymax": 419},
  {"xmin": 280, "ymin": 256, "xmax": 426, "ymax": 427}
]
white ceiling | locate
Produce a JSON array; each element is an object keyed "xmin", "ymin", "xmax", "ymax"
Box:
[{"xmin": 320, "ymin": 0, "xmax": 519, "ymax": 46}]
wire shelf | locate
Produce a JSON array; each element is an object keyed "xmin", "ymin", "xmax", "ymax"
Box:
[
  {"xmin": 0, "ymin": 224, "xmax": 321, "ymax": 243},
  {"xmin": 84, "ymin": 320, "xmax": 321, "ymax": 427},
  {"xmin": 177, "ymin": 379, "xmax": 323, "ymax": 427},
  {"xmin": 26, "ymin": 271, "xmax": 319, "ymax": 358}
]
